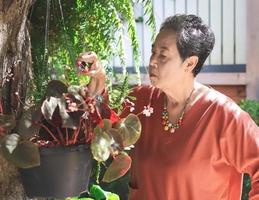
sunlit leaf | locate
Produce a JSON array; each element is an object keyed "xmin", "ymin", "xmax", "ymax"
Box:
[
  {"xmin": 91, "ymin": 125, "xmax": 112, "ymax": 162},
  {"xmin": 115, "ymin": 114, "xmax": 141, "ymax": 147},
  {"xmin": 1, "ymin": 136, "xmax": 40, "ymax": 168},
  {"xmin": 89, "ymin": 184, "xmax": 107, "ymax": 200},
  {"xmin": 102, "ymin": 152, "xmax": 131, "ymax": 183},
  {"xmin": 107, "ymin": 128, "xmax": 123, "ymax": 154},
  {"xmin": 41, "ymin": 97, "xmax": 59, "ymax": 120},
  {"xmin": 1, "ymin": 133, "xmax": 20, "ymax": 154}
]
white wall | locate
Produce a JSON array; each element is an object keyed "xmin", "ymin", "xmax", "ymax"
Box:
[
  {"xmin": 246, "ymin": 0, "xmax": 259, "ymax": 100},
  {"xmin": 113, "ymin": 0, "xmax": 246, "ymax": 68}
]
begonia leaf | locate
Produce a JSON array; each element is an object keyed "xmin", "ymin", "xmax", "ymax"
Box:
[
  {"xmin": 107, "ymin": 128, "xmax": 124, "ymax": 154},
  {"xmin": 91, "ymin": 125, "xmax": 112, "ymax": 162},
  {"xmin": 41, "ymin": 97, "xmax": 59, "ymax": 120},
  {"xmin": 115, "ymin": 114, "xmax": 141, "ymax": 147},
  {"xmin": 102, "ymin": 152, "xmax": 131, "ymax": 183}
]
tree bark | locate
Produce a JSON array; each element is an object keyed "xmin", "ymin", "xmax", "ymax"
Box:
[{"xmin": 0, "ymin": 0, "xmax": 33, "ymax": 199}]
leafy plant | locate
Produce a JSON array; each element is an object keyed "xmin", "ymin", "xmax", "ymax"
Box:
[
  {"xmin": 67, "ymin": 184, "xmax": 120, "ymax": 200},
  {"xmin": 0, "ymin": 80, "xmax": 142, "ymax": 183},
  {"xmin": 29, "ymin": 0, "xmax": 156, "ymax": 102},
  {"xmin": 240, "ymin": 99, "xmax": 259, "ymax": 200},
  {"xmin": 240, "ymin": 99, "xmax": 259, "ymax": 125}
]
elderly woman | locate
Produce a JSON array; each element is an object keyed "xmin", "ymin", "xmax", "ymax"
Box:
[{"xmin": 77, "ymin": 14, "xmax": 259, "ymax": 200}]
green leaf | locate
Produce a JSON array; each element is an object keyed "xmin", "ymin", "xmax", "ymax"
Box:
[
  {"xmin": 45, "ymin": 80, "xmax": 68, "ymax": 97},
  {"xmin": 107, "ymin": 192, "xmax": 120, "ymax": 200},
  {"xmin": 89, "ymin": 184, "xmax": 107, "ymax": 200},
  {"xmin": 86, "ymin": 184, "xmax": 120, "ymax": 200},
  {"xmin": 102, "ymin": 152, "xmax": 131, "ymax": 183},
  {"xmin": 91, "ymin": 125, "xmax": 112, "ymax": 162},
  {"xmin": 66, "ymin": 198, "xmax": 94, "ymax": 200},
  {"xmin": 1, "ymin": 135, "xmax": 40, "ymax": 168},
  {"xmin": 115, "ymin": 114, "xmax": 141, "ymax": 147}
]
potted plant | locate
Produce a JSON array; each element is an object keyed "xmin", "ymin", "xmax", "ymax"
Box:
[{"xmin": 0, "ymin": 77, "xmax": 142, "ymax": 198}]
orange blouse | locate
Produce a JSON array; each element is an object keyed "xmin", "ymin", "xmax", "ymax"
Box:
[{"xmin": 124, "ymin": 85, "xmax": 259, "ymax": 200}]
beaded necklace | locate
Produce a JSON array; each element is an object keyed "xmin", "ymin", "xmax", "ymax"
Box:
[{"xmin": 162, "ymin": 89, "xmax": 194, "ymax": 133}]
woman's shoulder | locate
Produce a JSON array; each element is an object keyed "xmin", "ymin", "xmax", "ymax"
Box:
[
  {"xmin": 131, "ymin": 85, "xmax": 162, "ymax": 99},
  {"xmin": 204, "ymin": 87, "xmax": 248, "ymax": 120}
]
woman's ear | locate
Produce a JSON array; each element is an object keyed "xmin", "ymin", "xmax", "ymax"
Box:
[{"xmin": 184, "ymin": 56, "xmax": 199, "ymax": 72}]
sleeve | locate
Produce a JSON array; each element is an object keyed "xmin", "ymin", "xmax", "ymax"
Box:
[{"xmin": 222, "ymin": 110, "xmax": 259, "ymax": 199}]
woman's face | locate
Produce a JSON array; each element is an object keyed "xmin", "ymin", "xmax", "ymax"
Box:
[{"xmin": 149, "ymin": 29, "xmax": 186, "ymax": 90}]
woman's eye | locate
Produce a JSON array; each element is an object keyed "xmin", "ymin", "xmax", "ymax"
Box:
[{"xmin": 159, "ymin": 54, "xmax": 166, "ymax": 58}]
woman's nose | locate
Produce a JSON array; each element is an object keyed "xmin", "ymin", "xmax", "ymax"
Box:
[
  {"xmin": 149, "ymin": 59, "xmax": 158, "ymax": 69},
  {"xmin": 149, "ymin": 55, "xmax": 157, "ymax": 68}
]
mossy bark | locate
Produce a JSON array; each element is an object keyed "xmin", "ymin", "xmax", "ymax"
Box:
[{"xmin": 0, "ymin": 0, "xmax": 32, "ymax": 199}]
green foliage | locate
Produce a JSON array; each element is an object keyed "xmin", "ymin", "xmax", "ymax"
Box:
[
  {"xmin": 67, "ymin": 184, "xmax": 120, "ymax": 200},
  {"xmin": 242, "ymin": 174, "xmax": 251, "ymax": 200},
  {"xmin": 240, "ymin": 99, "xmax": 259, "ymax": 125},
  {"xmin": 108, "ymin": 74, "xmax": 135, "ymax": 113},
  {"xmin": 27, "ymin": 1, "xmax": 155, "ymax": 198},
  {"xmin": 29, "ymin": 0, "xmax": 155, "ymax": 102},
  {"xmin": 239, "ymin": 99, "xmax": 259, "ymax": 200}
]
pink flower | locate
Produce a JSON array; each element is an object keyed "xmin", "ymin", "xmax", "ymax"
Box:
[
  {"xmin": 68, "ymin": 102, "xmax": 78, "ymax": 112},
  {"xmin": 125, "ymin": 99, "xmax": 135, "ymax": 106},
  {"xmin": 142, "ymin": 105, "xmax": 153, "ymax": 117},
  {"xmin": 130, "ymin": 107, "xmax": 135, "ymax": 112}
]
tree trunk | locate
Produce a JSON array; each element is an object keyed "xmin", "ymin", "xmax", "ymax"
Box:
[{"xmin": 0, "ymin": 0, "xmax": 32, "ymax": 199}]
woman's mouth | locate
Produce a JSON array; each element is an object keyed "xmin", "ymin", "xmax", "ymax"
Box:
[{"xmin": 149, "ymin": 72, "xmax": 157, "ymax": 78}]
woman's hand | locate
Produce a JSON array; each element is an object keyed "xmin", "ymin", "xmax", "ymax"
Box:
[
  {"xmin": 76, "ymin": 52, "xmax": 106, "ymax": 96},
  {"xmin": 76, "ymin": 52, "xmax": 104, "ymax": 78}
]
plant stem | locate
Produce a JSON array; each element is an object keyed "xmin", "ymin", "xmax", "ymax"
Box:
[
  {"xmin": 65, "ymin": 128, "xmax": 69, "ymax": 145},
  {"xmin": 39, "ymin": 123, "xmax": 60, "ymax": 144},
  {"xmin": 0, "ymin": 98, "xmax": 3, "ymax": 114},
  {"xmin": 57, "ymin": 127, "xmax": 65, "ymax": 145},
  {"xmin": 95, "ymin": 161, "xmax": 101, "ymax": 184},
  {"xmin": 72, "ymin": 118, "xmax": 82, "ymax": 144}
]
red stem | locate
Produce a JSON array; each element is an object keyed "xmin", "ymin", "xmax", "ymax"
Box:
[
  {"xmin": 57, "ymin": 127, "xmax": 65, "ymax": 145},
  {"xmin": 0, "ymin": 98, "xmax": 3, "ymax": 114},
  {"xmin": 65, "ymin": 128, "xmax": 69, "ymax": 146},
  {"xmin": 85, "ymin": 120, "xmax": 92, "ymax": 143},
  {"xmin": 72, "ymin": 119, "xmax": 82, "ymax": 144},
  {"xmin": 39, "ymin": 123, "xmax": 60, "ymax": 144},
  {"xmin": 0, "ymin": 128, "xmax": 5, "ymax": 137}
]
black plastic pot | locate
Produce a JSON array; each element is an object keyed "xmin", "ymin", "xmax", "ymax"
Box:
[{"xmin": 19, "ymin": 144, "xmax": 92, "ymax": 198}]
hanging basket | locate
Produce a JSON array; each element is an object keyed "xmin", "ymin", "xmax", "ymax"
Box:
[{"xmin": 19, "ymin": 144, "xmax": 92, "ymax": 198}]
